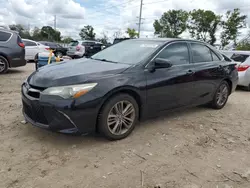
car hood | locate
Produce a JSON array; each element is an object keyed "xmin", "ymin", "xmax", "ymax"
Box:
[{"xmin": 28, "ymin": 58, "xmax": 131, "ymax": 88}]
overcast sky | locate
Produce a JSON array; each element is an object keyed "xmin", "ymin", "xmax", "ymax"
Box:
[{"xmin": 0, "ymin": 0, "xmax": 250, "ymax": 42}]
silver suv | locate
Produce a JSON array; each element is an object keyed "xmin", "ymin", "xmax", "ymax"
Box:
[{"xmin": 0, "ymin": 28, "xmax": 26, "ymax": 73}]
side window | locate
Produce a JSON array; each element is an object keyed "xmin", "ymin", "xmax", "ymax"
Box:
[
  {"xmin": 156, "ymin": 42, "xmax": 190, "ymax": 65},
  {"xmin": 82, "ymin": 42, "xmax": 88, "ymax": 46},
  {"xmin": 211, "ymin": 51, "xmax": 220, "ymax": 61},
  {"xmin": 191, "ymin": 43, "xmax": 212, "ymax": 63},
  {"xmin": 0, "ymin": 31, "xmax": 11, "ymax": 42},
  {"xmin": 23, "ymin": 41, "xmax": 37, "ymax": 46}
]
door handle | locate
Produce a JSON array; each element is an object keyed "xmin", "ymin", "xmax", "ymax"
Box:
[{"xmin": 186, "ymin": 70, "xmax": 194, "ymax": 75}]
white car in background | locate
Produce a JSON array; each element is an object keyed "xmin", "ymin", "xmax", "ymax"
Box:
[
  {"xmin": 66, "ymin": 40, "xmax": 85, "ymax": 58},
  {"xmin": 23, "ymin": 39, "xmax": 50, "ymax": 61},
  {"xmin": 222, "ymin": 50, "xmax": 250, "ymax": 91}
]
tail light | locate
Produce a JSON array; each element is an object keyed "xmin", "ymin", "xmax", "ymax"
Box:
[
  {"xmin": 18, "ymin": 42, "xmax": 25, "ymax": 48},
  {"xmin": 76, "ymin": 46, "xmax": 81, "ymax": 51},
  {"xmin": 237, "ymin": 65, "xmax": 250, "ymax": 72},
  {"xmin": 45, "ymin": 48, "xmax": 50, "ymax": 51},
  {"xmin": 17, "ymin": 35, "xmax": 25, "ymax": 48}
]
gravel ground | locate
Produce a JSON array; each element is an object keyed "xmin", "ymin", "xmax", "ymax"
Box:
[{"xmin": 1, "ymin": 64, "xmax": 250, "ymax": 188}]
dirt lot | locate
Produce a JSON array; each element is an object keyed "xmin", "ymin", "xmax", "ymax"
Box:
[{"xmin": 1, "ymin": 64, "xmax": 250, "ymax": 188}]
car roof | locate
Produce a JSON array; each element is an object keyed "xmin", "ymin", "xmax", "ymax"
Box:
[
  {"xmin": 39, "ymin": 41, "xmax": 56, "ymax": 44},
  {"xmin": 71, "ymin": 40, "xmax": 102, "ymax": 44},
  {"xmin": 132, "ymin": 38, "xmax": 208, "ymax": 44},
  {"xmin": 0, "ymin": 28, "xmax": 18, "ymax": 34},
  {"xmin": 221, "ymin": 50, "xmax": 250, "ymax": 55},
  {"xmin": 23, "ymin": 39, "xmax": 37, "ymax": 43}
]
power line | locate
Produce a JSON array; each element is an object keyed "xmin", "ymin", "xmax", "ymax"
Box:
[
  {"xmin": 89, "ymin": 0, "xmax": 136, "ymax": 15},
  {"xmin": 143, "ymin": 0, "xmax": 170, "ymax": 6}
]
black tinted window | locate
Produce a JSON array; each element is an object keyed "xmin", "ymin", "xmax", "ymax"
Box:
[
  {"xmin": 49, "ymin": 43, "xmax": 57, "ymax": 48},
  {"xmin": 0, "ymin": 31, "xmax": 11, "ymax": 42},
  {"xmin": 211, "ymin": 51, "xmax": 220, "ymax": 61},
  {"xmin": 23, "ymin": 41, "xmax": 37, "ymax": 46},
  {"xmin": 231, "ymin": 54, "xmax": 249, "ymax": 63},
  {"xmin": 156, "ymin": 42, "xmax": 190, "ymax": 65},
  {"xmin": 191, "ymin": 43, "xmax": 212, "ymax": 63}
]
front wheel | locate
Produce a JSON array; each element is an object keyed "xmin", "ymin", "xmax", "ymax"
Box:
[
  {"xmin": 0, "ymin": 55, "xmax": 9, "ymax": 74},
  {"xmin": 211, "ymin": 81, "xmax": 230, "ymax": 109},
  {"xmin": 98, "ymin": 94, "xmax": 139, "ymax": 140}
]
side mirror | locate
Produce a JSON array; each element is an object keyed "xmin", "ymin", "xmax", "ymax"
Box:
[{"xmin": 154, "ymin": 58, "xmax": 172, "ymax": 69}]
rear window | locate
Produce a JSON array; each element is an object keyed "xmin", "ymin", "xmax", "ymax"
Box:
[
  {"xmin": 23, "ymin": 40, "xmax": 37, "ymax": 46},
  {"xmin": 0, "ymin": 31, "xmax": 12, "ymax": 42},
  {"xmin": 69, "ymin": 41, "xmax": 79, "ymax": 46},
  {"xmin": 230, "ymin": 54, "xmax": 250, "ymax": 63},
  {"xmin": 113, "ymin": 38, "xmax": 129, "ymax": 44}
]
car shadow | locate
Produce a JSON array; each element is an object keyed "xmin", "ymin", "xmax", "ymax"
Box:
[
  {"xmin": 22, "ymin": 106, "xmax": 210, "ymax": 148},
  {"xmin": 236, "ymin": 86, "xmax": 249, "ymax": 92},
  {"xmin": 139, "ymin": 105, "xmax": 208, "ymax": 125},
  {"xmin": 6, "ymin": 69, "xmax": 25, "ymax": 74}
]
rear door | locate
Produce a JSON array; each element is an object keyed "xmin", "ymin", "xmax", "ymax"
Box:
[
  {"xmin": 23, "ymin": 40, "xmax": 38, "ymax": 60},
  {"xmin": 146, "ymin": 41, "xmax": 196, "ymax": 112},
  {"xmin": 189, "ymin": 42, "xmax": 226, "ymax": 105}
]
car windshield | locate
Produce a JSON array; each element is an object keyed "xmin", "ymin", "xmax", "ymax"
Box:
[
  {"xmin": 69, "ymin": 41, "xmax": 79, "ymax": 46},
  {"xmin": 91, "ymin": 40, "xmax": 163, "ymax": 65}
]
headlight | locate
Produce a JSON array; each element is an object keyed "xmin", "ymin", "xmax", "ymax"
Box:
[{"xmin": 42, "ymin": 83, "xmax": 97, "ymax": 99}]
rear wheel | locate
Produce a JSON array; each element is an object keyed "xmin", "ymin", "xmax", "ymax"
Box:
[
  {"xmin": 211, "ymin": 81, "xmax": 230, "ymax": 109},
  {"xmin": 98, "ymin": 94, "xmax": 139, "ymax": 140},
  {"xmin": 246, "ymin": 84, "xmax": 250, "ymax": 91},
  {"xmin": 0, "ymin": 55, "xmax": 8, "ymax": 74},
  {"xmin": 55, "ymin": 51, "xmax": 63, "ymax": 58}
]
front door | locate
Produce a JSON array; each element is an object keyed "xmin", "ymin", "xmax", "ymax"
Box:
[{"xmin": 146, "ymin": 42, "xmax": 195, "ymax": 112}]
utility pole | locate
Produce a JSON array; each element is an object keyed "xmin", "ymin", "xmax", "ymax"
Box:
[
  {"xmin": 138, "ymin": 0, "xmax": 143, "ymax": 38},
  {"xmin": 54, "ymin": 15, "xmax": 57, "ymax": 30}
]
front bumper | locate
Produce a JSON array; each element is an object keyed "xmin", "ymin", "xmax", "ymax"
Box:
[{"xmin": 21, "ymin": 84, "xmax": 99, "ymax": 134}]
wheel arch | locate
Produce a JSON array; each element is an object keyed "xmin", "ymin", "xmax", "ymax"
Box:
[
  {"xmin": 96, "ymin": 86, "xmax": 143, "ymax": 131},
  {"xmin": 0, "ymin": 53, "xmax": 10, "ymax": 67},
  {"xmin": 223, "ymin": 78, "xmax": 233, "ymax": 94}
]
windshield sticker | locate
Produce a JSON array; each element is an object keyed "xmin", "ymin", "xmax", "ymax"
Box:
[{"xmin": 140, "ymin": 44, "xmax": 158, "ymax": 48}]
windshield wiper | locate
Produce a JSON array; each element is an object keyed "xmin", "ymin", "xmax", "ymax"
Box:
[{"xmin": 90, "ymin": 57, "xmax": 118, "ymax": 64}]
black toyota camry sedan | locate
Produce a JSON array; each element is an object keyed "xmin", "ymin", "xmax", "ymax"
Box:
[{"xmin": 22, "ymin": 38, "xmax": 238, "ymax": 140}]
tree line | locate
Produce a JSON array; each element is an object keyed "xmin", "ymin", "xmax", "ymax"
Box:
[
  {"xmin": 153, "ymin": 8, "xmax": 247, "ymax": 48},
  {"xmin": 9, "ymin": 8, "xmax": 248, "ymax": 49}
]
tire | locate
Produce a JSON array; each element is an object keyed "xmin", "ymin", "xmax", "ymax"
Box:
[
  {"xmin": 246, "ymin": 84, "xmax": 250, "ymax": 91},
  {"xmin": 34, "ymin": 54, "xmax": 38, "ymax": 70},
  {"xmin": 0, "ymin": 55, "xmax": 9, "ymax": 74},
  {"xmin": 98, "ymin": 94, "xmax": 139, "ymax": 140},
  {"xmin": 211, "ymin": 81, "xmax": 230, "ymax": 109},
  {"xmin": 55, "ymin": 51, "xmax": 63, "ymax": 58}
]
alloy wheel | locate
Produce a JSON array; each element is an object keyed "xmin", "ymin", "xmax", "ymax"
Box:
[
  {"xmin": 0, "ymin": 59, "xmax": 5, "ymax": 72},
  {"xmin": 56, "ymin": 52, "xmax": 63, "ymax": 58},
  {"xmin": 216, "ymin": 84, "xmax": 229, "ymax": 106},
  {"xmin": 107, "ymin": 101, "xmax": 136, "ymax": 135}
]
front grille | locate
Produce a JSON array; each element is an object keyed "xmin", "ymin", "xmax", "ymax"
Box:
[{"xmin": 22, "ymin": 100, "xmax": 48, "ymax": 125}]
